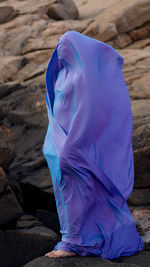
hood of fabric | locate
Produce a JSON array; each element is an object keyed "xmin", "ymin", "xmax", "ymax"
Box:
[{"xmin": 45, "ymin": 31, "xmax": 127, "ymax": 141}]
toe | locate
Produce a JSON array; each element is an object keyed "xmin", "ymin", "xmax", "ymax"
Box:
[
  {"xmin": 46, "ymin": 254, "xmax": 53, "ymax": 258},
  {"xmin": 45, "ymin": 251, "xmax": 55, "ymax": 257}
]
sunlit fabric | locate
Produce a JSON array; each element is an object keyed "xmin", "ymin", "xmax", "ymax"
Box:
[{"xmin": 43, "ymin": 31, "xmax": 144, "ymax": 260}]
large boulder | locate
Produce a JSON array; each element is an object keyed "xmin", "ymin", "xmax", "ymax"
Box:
[
  {"xmin": 0, "ymin": 226, "xmax": 59, "ymax": 267},
  {"xmin": 47, "ymin": 0, "xmax": 79, "ymax": 20},
  {"xmin": 115, "ymin": 0, "xmax": 150, "ymax": 34},
  {"xmin": 23, "ymin": 251, "xmax": 150, "ymax": 267}
]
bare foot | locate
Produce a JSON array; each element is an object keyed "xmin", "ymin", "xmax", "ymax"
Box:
[{"xmin": 45, "ymin": 249, "xmax": 78, "ymax": 257}]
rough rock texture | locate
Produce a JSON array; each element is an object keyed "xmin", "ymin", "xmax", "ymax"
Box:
[
  {"xmin": 23, "ymin": 251, "xmax": 150, "ymax": 267},
  {"xmin": 0, "ymin": 167, "xmax": 23, "ymax": 225},
  {"xmin": 0, "ymin": 124, "xmax": 15, "ymax": 170},
  {"xmin": 47, "ymin": 0, "xmax": 79, "ymax": 20},
  {"xmin": 0, "ymin": 226, "xmax": 59, "ymax": 267},
  {"xmin": 130, "ymin": 206, "xmax": 150, "ymax": 250},
  {"xmin": 82, "ymin": 0, "xmax": 150, "ymax": 46},
  {"xmin": 0, "ymin": 0, "xmax": 150, "ymax": 266},
  {"xmin": 0, "ymin": 6, "xmax": 18, "ymax": 24}
]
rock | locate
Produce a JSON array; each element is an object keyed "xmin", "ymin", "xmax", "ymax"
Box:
[
  {"xmin": 10, "ymin": 155, "xmax": 46, "ymax": 173},
  {"xmin": 137, "ymin": 216, "xmax": 150, "ymax": 234},
  {"xmin": 23, "ymin": 254, "xmax": 141, "ymax": 267},
  {"xmin": 0, "ymin": 78, "xmax": 55, "ymax": 216},
  {"xmin": 83, "ymin": 23, "xmax": 100, "ymax": 38},
  {"xmin": 8, "ymin": 177, "xmax": 23, "ymax": 207},
  {"xmin": 47, "ymin": 0, "xmax": 79, "ymax": 20},
  {"xmin": 23, "ymin": 61, "xmax": 49, "ymax": 82},
  {"xmin": 25, "ymin": 73, "xmax": 45, "ymax": 88},
  {"xmin": 41, "ymin": 19, "xmax": 90, "ymax": 37},
  {"xmin": 120, "ymin": 49, "xmax": 150, "ymax": 100},
  {"xmin": 0, "ymin": 230, "xmax": 12, "ymax": 267},
  {"xmin": 0, "ymin": 167, "xmax": 23, "ymax": 225},
  {"xmin": 0, "ymin": 24, "xmax": 33, "ymax": 57},
  {"xmin": 83, "ymin": 22, "xmax": 118, "ymax": 42},
  {"xmin": 16, "ymin": 214, "xmax": 42, "ymax": 229},
  {"xmin": 132, "ymin": 124, "xmax": 150, "ymax": 190},
  {"xmin": 115, "ymin": 0, "xmax": 150, "ymax": 34},
  {"xmin": 0, "ymin": 226, "xmax": 59, "ymax": 267},
  {"xmin": 19, "ymin": 32, "xmax": 59, "ymax": 56},
  {"xmin": 128, "ymin": 187, "xmax": 150, "ymax": 206},
  {"xmin": 0, "ymin": 167, "xmax": 8, "ymax": 194},
  {"xmin": 0, "ymin": 81, "xmax": 25, "ymax": 98},
  {"xmin": 0, "ymin": 85, "xmax": 48, "ymax": 128},
  {"xmin": 113, "ymin": 251, "xmax": 150, "ymax": 266},
  {"xmin": 0, "ymin": 0, "xmax": 51, "ymax": 16},
  {"xmin": 8, "ymin": 110, "xmax": 31, "ymax": 125},
  {"xmin": 35, "ymin": 209, "xmax": 60, "ymax": 235},
  {"xmin": 125, "ymin": 38, "xmax": 150, "ymax": 50},
  {"xmin": 0, "ymin": 125, "xmax": 15, "ymax": 170},
  {"xmin": 20, "ymin": 177, "xmax": 56, "ymax": 213},
  {"xmin": 134, "ymin": 146, "xmax": 150, "ymax": 188},
  {"xmin": 130, "ymin": 206, "xmax": 150, "ymax": 250},
  {"xmin": 129, "ymin": 22, "xmax": 150, "ymax": 41},
  {"xmin": 130, "ymin": 206, "xmax": 150, "ymax": 221},
  {"xmin": 0, "ymin": 56, "xmax": 27, "ymax": 82},
  {"xmin": 136, "ymin": 216, "xmax": 150, "ymax": 250},
  {"xmin": 126, "ymin": 99, "xmax": 150, "ymax": 198},
  {"xmin": 0, "ymin": 6, "xmax": 18, "ymax": 24},
  {"xmin": 142, "ymin": 233, "xmax": 150, "ymax": 250},
  {"xmin": 15, "ymin": 50, "xmax": 51, "ymax": 82},
  {"xmin": 79, "ymin": 0, "xmax": 150, "ymax": 50},
  {"xmin": 131, "ymin": 99, "xmax": 150, "ymax": 130},
  {"xmin": 114, "ymin": 33, "xmax": 132, "ymax": 48},
  {"xmin": 132, "ymin": 124, "xmax": 150, "ymax": 151},
  {"xmin": 18, "ymin": 214, "xmax": 39, "ymax": 221},
  {"xmin": 13, "ymin": 19, "xmax": 88, "ymax": 66}
]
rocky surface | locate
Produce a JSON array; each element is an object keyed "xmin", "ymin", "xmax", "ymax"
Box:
[
  {"xmin": 0, "ymin": 0, "xmax": 150, "ymax": 266},
  {"xmin": 0, "ymin": 167, "xmax": 23, "ymax": 224},
  {"xmin": 47, "ymin": 0, "xmax": 79, "ymax": 20},
  {"xmin": 23, "ymin": 251, "xmax": 150, "ymax": 267},
  {"xmin": 0, "ymin": 6, "xmax": 18, "ymax": 24},
  {"xmin": 0, "ymin": 226, "xmax": 59, "ymax": 267}
]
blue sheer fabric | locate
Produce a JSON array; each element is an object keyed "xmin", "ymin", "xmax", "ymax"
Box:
[{"xmin": 43, "ymin": 31, "xmax": 144, "ymax": 260}]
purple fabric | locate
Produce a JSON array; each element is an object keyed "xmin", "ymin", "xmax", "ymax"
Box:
[{"xmin": 43, "ymin": 31, "xmax": 144, "ymax": 260}]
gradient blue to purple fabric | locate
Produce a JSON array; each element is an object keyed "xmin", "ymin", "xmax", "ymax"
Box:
[{"xmin": 43, "ymin": 31, "xmax": 144, "ymax": 260}]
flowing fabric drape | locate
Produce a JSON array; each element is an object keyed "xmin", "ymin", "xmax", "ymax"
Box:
[{"xmin": 43, "ymin": 31, "xmax": 144, "ymax": 260}]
